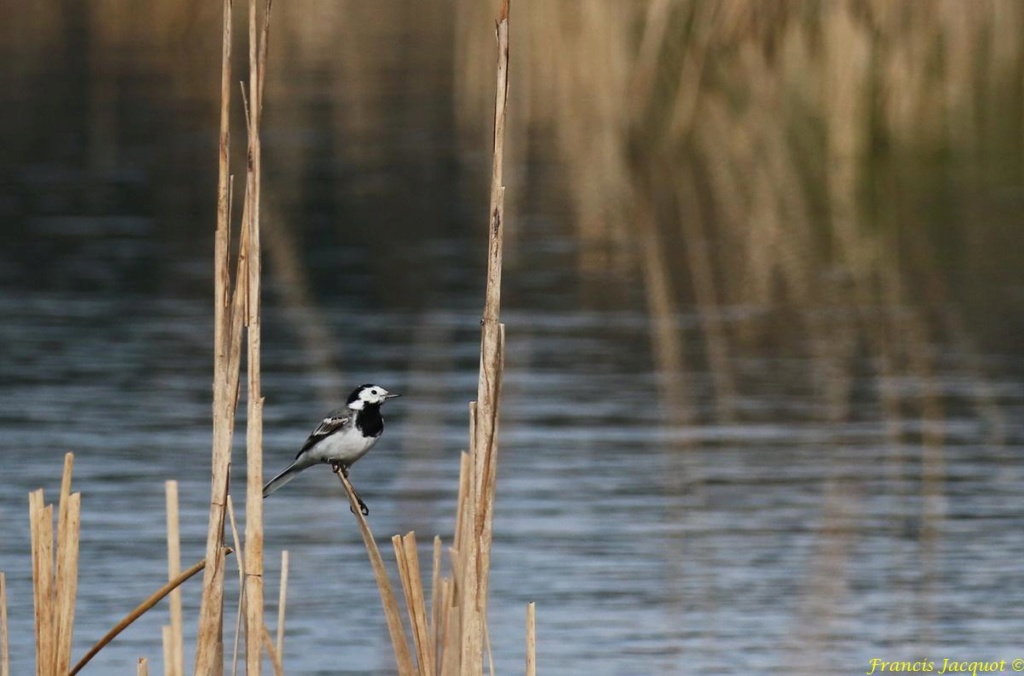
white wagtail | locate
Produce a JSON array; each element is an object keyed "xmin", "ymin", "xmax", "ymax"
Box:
[{"xmin": 262, "ymin": 384, "xmax": 399, "ymax": 514}]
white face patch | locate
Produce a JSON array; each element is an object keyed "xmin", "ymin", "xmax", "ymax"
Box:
[
  {"xmin": 348, "ymin": 384, "xmax": 393, "ymax": 409},
  {"xmin": 349, "ymin": 386, "xmax": 384, "ymax": 409},
  {"xmin": 361, "ymin": 387, "xmax": 387, "ymax": 403}
]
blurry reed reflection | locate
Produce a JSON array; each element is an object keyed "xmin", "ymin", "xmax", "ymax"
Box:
[{"xmin": 577, "ymin": 2, "xmax": 1021, "ymax": 667}]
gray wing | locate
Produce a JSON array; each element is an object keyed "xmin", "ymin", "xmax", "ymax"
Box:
[{"xmin": 296, "ymin": 408, "xmax": 352, "ymax": 457}]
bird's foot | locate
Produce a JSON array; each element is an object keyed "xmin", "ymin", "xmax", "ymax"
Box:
[{"xmin": 349, "ymin": 497, "xmax": 370, "ymax": 516}]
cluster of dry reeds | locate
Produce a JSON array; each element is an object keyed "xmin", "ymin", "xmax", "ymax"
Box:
[
  {"xmin": 0, "ymin": 0, "xmax": 532, "ymax": 674},
  {"xmin": 0, "ymin": 456, "xmax": 197, "ymax": 676},
  {"xmin": 26, "ymin": 455, "xmax": 80, "ymax": 676}
]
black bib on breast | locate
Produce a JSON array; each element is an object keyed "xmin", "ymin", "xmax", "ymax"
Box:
[{"xmin": 355, "ymin": 405, "xmax": 384, "ymax": 438}]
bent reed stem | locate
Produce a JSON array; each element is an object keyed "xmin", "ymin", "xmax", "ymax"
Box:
[{"xmin": 71, "ymin": 551, "xmax": 232, "ymax": 676}]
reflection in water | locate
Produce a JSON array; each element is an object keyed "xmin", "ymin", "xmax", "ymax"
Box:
[{"xmin": 1, "ymin": 2, "xmax": 1024, "ymax": 675}]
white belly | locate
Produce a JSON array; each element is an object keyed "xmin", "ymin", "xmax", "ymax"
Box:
[{"xmin": 305, "ymin": 430, "xmax": 379, "ymax": 466}]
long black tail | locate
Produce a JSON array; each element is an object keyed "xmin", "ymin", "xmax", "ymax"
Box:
[{"xmin": 262, "ymin": 462, "xmax": 306, "ymax": 498}]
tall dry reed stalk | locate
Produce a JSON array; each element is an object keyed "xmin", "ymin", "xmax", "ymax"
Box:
[
  {"xmin": 331, "ymin": 3, "xmax": 529, "ymax": 675},
  {"xmin": 242, "ymin": 0, "xmax": 273, "ymax": 672},
  {"xmin": 194, "ymin": 0, "xmax": 240, "ymax": 667},
  {"xmin": 195, "ymin": 0, "xmax": 272, "ymax": 671},
  {"xmin": 456, "ymin": 0, "xmax": 510, "ymax": 671}
]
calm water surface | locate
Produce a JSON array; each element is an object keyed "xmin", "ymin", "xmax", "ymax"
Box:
[{"xmin": 3, "ymin": 15, "xmax": 1024, "ymax": 676}]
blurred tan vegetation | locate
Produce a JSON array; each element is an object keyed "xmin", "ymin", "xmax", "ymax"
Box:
[
  {"xmin": 5, "ymin": 0, "xmax": 1020, "ymax": 252},
  {"xmin": 462, "ymin": 1, "xmax": 1022, "ymax": 295},
  {"xmin": 3, "ymin": 0, "xmax": 1020, "ymax": 402},
  {"xmin": 458, "ymin": 1, "xmax": 1020, "ymax": 440}
]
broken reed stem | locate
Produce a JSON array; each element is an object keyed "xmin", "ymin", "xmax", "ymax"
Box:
[
  {"xmin": 165, "ymin": 480, "xmax": 184, "ymax": 676},
  {"xmin": 55, "ymin": 495, "xmax": 81, "ymax": 675},
  {"xmin": 275, "ymin": 550, "xmax": 290, "ymax": 667},
  {"xmin": 29, "ymin": 491, "xmax": 53, "ymax": 676},
  {"xmin": 430, "ymin": 536, "xmax": 442, "ymax": 674},
  {"xmin": 0, "ymin": 572, "xmax": 9, "ymax": 676},
  {"xmin": 526, "ymin": 602, "xmax": 536, "ymax": 676},
  {"xmin": 55, "ymin": 453, "xmax": 80, "ymax": 676},
  {"xmin": 137, "ymin": 656, "xmax": 149, "ymax": 676},
  {"xmin": 439, "ymin": 566, "xmax": 460, "ymax": 676},
  {"xmin": 445, "ymin": 450, "xmax": 471, "ymax": 676},
  {"xmin": 392, "ymin": 533, "xmax": 434, "ymax": 676},
  {"xmin": 335, "ymin": 472, "xmax": 416, "ymax": 676},
  {"xmin": 29, "ymin": 455, "xmax": 80, "ymax": 676},
  {"xmin": 453, "ymin": 449, "xmax": 472, "ymax": 556},
  {"xmin": 162, "ymin": 627, "xmax": 173, "ymax": 676},
  {"xmin": 71, "ymin": 554, "xmax": 229, "ymax": 676},
  {"xmin": 195, "ymin": 0, "xmax": 238, "ymax": 668}
]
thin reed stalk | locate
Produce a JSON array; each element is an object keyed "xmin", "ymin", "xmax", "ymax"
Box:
[
  {"xmin": 138, "ymin": 656, "xmax": 149, "ymax": 676},
  {"xmin": 275, "ymin": 550, "xmax": 290, "ymax": 668},
  {"xmin": 1, "ymin": 573, "xmax": 9, "ymax": 676},
  {"xmin": 525, "ymin": 603, "xmax": 535, "ymax": 676},
  {"xmin": 242, "ymin": 0, "xmax": 273, "ymax": 670},
  {"xmin": 195, "ymin": 0, "xmax": 240, "ymax": 668},
  {"xmin": 165, "ymin": 480, "xmax": 184, "ymax": 676},
  {"xmin": 335, "ymin": 471, "xmax": 416, "ymax": 675},
  {"xmin": 226, "ymin": 496, "xmax": 246, "ymax": 676}
]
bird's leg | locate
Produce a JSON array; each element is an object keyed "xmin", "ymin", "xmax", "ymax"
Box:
[{"xmin": 331, "ymin": 461, "xmax": 369, "ymax": 515}]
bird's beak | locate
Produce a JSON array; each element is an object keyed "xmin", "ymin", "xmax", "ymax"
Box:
[{"xmin": 385, "ymin": 392, "xmax": 401, "ymax": 400}]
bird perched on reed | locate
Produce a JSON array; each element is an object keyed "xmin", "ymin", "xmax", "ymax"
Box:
[{"xmin": 262, "ymin": 384, "xmax": 399, "ymax": 515}]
